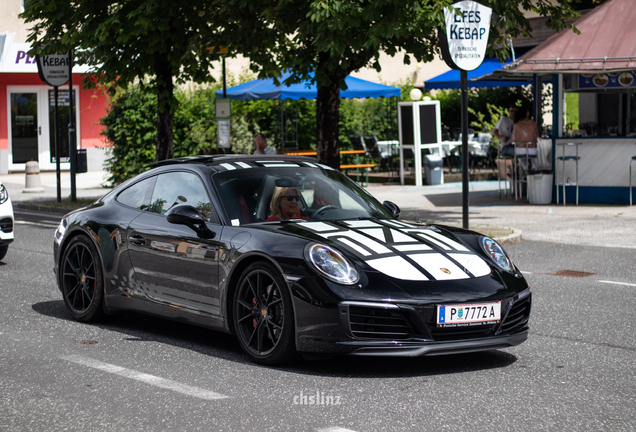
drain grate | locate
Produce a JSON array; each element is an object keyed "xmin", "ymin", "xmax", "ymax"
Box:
[{"xmin": 549, "ymin": 270, "xmax": 597, "ymax": 278}]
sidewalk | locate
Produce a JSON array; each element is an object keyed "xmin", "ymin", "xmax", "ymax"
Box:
[
  {"xmin": 366, "ymin": 181, "xmax": 636, "ymax": 249},
  {"xmin": 0, "ymin": 170, "xmax": 112, "ymax": 203},
  {"xmin": 3, "ymin": 170, "xmax": 635, "ymax": 249}
]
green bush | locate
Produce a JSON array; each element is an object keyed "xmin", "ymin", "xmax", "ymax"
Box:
[{"xmin": 101, "ymin": 71, "xmax": 544, "ymax": 186}]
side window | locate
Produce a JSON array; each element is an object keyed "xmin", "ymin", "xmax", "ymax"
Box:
[
  {"xmin": 148, "ymin": 172, "xmax": 213, "ymax": 222},
  {"xmin": 116, "ymin": 176, "xmax": 156, "ymax": 210}
]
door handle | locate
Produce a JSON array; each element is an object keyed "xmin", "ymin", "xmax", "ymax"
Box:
[{"xmin": 129, "ymin": 235, "xmax": 146, "ymax": 246}]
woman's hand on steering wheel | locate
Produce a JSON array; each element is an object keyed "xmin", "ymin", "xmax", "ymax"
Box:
[{"xmin": 309, "ymin": 205, "xmax": 339, "ymax": 220}]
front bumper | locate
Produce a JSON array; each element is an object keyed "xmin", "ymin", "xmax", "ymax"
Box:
[
  {"xmin": 0, "ymin": 193, "xmax": 15, "ymax": 242},
  {"xmin": 340, "ymin": 330, "xmax": 528, "ymax": 357}
]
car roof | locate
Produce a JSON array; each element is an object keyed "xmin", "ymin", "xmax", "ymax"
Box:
[{"xmin": 149, "ymin": 155, "xmax": 320, "ymax": 172}]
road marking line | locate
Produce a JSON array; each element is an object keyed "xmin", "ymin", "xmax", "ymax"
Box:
[
  {"xmin": 61, "ymin": 355, "xmax": 228, "ymax": 401},
  {"xmin": 316, "ymin": 428, "xmax": 358, "ymax": 432},
  {"xmin": 14, "ymin": 220, "xmax": 59, "ymax": 228},
  {"xmin": 598, "ymin": 280, "xmax": 636, "ymax": 288}
]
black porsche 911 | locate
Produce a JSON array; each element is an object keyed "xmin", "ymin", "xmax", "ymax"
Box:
[{"xmin": 54, "ymin": 155, "xmax": 530, "ymax": 365}]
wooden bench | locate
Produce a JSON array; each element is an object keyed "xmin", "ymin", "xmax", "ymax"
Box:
[{"xmin": 339, "ymin": 163, "xmax": 377, "ymax": 186}]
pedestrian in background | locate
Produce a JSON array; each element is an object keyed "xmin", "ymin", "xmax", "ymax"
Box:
[
  {"xmin": 253, "ymin": 133, "xmax": 276, "ymax": 155},
  {"xmin": 512, "ymin": 106, "xmax": 539, "ymax": 172},
  {"xmin": 493, "ymin": 105, "xmax": 517, "ymax": 157}
]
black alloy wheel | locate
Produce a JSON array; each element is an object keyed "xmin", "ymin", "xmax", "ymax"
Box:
[
  {"xmin": 60, "ymin": 235, "xmax": 104, "ymax": 322},
  {"xmin": 233, "ymin": 262, "xmax": 297, "ymax": 365}
]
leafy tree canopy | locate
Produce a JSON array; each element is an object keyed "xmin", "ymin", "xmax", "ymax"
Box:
[
  {"xmin": 20, "ymin": 0, "xmax": 257, "ymax": 160},
  {"xmin": 225, "ymin": 0, "xmax": 579, "ymax": 168}
]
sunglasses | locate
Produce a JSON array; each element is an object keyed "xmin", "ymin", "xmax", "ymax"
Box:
[{"xmin": 281, "ymin": 195, "xmax": 300, "ymax": 202}]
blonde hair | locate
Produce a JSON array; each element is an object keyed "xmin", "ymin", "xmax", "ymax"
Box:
[{"xmin": 270, "ymin": 186, "xmax": 299, "ymax": 218}]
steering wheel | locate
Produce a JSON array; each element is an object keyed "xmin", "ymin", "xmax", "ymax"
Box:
[{"xmin": 309, "ymin": 205, "xmax": 340, "ymax": 220}]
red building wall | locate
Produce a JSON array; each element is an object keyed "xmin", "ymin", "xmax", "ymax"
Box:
[{"xmin": 0, "ymin": 73, "xmax": 109, "ymax": 151}]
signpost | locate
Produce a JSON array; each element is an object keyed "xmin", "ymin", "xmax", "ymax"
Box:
[
  {"xmin": 203, "ymin": 46, "xmax": 231, "ymax": 152},
  {"xmin": 439, "ymin": 1, "xmax": 492, "ymax": 229},
  {"xmin": 216, "ymin": 98, "xmax": 231, "ymax": 149},
  {"xmin": 36, "ymin": 50, "xmax": 70, "ymax": 202}
]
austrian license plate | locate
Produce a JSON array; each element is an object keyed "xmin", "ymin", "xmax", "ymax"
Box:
[{"xmin": 437, "ymin": 302, "xmax": 501, "ymax": 327}]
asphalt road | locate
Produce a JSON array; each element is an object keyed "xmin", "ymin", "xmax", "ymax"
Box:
[{"xmin": 1, "ymin": 209, "xmax": 634, "ymax": 432}]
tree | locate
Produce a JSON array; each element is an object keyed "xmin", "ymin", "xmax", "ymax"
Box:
[
  {"xmin": 21, "ymin": 0, "xmax": 233, "ymax": 161},
  {"xmin": 227, "ymin": 0, "xmax": 579, "ymax": 168}
]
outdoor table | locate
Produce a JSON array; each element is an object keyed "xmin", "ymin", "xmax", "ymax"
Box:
[{"xmin": 441, "ymin": 140, "xmax": 481, "ymax": 173}]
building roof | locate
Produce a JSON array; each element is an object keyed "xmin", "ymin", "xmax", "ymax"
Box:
[{"xmin": 506, "ymin": 0, "xmax": 636, "ymax": 73}]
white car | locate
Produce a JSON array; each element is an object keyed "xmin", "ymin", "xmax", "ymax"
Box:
[{"xmin": 0, "ymin": 181, "xmax": 14, "ymax": 261}]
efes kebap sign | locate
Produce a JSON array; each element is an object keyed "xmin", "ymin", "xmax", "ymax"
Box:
[
  {"xmin": 36, "ymin": 51, "xmax": 71, "ymax": 87},
  {"xmin": 440, "ymin": 1, "xmax": 492, "ymax": 71}
]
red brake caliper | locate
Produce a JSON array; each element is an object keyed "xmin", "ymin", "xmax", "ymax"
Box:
[{"xmin": 252, "ymin": 297, "xmax": 258, "ymax": 328}]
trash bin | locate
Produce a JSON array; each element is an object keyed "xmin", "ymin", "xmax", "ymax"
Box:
[
  {"xmin": 527, "ymin": 171, "xmax": 553, "ymax": 204},
  {"xmin": 76, "ymin": 149, "xmax": 88, "ymax": 173},
  {"xmin": 423, "ymin": 154, "xmax": 443, "ymax": 185}
]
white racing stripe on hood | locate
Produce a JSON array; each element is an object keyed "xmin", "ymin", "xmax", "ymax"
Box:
[
  {"xmin": 409, "ymin": 253, "xmax": 469, "ymax": 280},
  {"xmin": 394, "ymin": 244, "xmax": 432, "ymax": 252},
  {"xmin": 301, "ymin": 222, "xmax": 340, "ymax": 233},
  {"xmin": 391, "ymin": 229, "xmax": 417, "ymax": 243},
  {"xmin": 358, "ymin": 228, "xmax": 386, "ymax": 242},
  {"xmin": 367, "ymin": 256, "xmax": 429, "ymax": 281},
  {"xmin": 449, "ymin": 253, "xmax": 491, "ymax": 277},
  {"xmin": 338, "ymin": 238, "xmax": 372, "ymax": 256},
  {"xmin": 298, "ymin": 221, "xmax": 486, "ymax": 281},
  {"xmin": 343, "ymin": 220, "xmax": 381, "ymax": 229},
  {"xmin": 321, "ymin": 231, "xmax": 390, "ymax": 255}
]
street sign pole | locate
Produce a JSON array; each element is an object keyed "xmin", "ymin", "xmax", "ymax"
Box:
[
  {"xmin": 439, "ymin": 0, "xmax": 492, "ymax": 230},
  {"xmin": 54, "ymin": 86, "xmax": 61, "ymax": 202},
  {"xmin": 35, "ymin": 47, "xmax": 71, "ymax": 202},
  {"xmin": 461, "ymin": 70, "xmax": 469, "ymax": 228},
  {"xmin": 68, "ymin": 50, "xmax": 76, "ymax": 202}
]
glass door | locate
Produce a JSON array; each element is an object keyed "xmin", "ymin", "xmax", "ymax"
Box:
[
  {"xmin": 9, "ymin": 92, "xmax": 39, "ymax": 164},
  {"xmin": 7, "ymin": 86, "xmax": 79, "ymax": 171}
]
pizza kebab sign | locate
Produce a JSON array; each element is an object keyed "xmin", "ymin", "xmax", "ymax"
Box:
[
  {"xmin": 36, "ymin": 51, "xmax": 71, "ymax": 87},
  {"xmin": 441, "ymin": 0, "xmax": 493, "ymax": 71}
]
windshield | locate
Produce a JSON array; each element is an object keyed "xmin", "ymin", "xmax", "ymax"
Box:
[{"xmin": 212, "ymin": 166, "xmax": 394, "ymax": 225}]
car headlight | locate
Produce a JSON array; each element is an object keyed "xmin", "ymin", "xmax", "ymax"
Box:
[
  {"xmin": 481, "ymin": 237, "xmax": 515, "ymax": 273},
  {"xmin": 306, "ymin": 244, "xmax": 359, "ymax": 285},
  {"xmin": 0, "ymin": 184, "xmax": 8, "ymax": 204}
]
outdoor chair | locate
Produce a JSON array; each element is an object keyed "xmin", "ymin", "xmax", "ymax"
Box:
[
  {"xmin": 363, "ymin": 135, "xmax": 396, "ymax": 176},
  {"xmin": 349, "ymin": 135, "xmax": 371, "ymax": 158}
]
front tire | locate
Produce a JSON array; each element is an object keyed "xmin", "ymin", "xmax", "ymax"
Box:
[
  {"xmin": 60, "ymin": 235, "xmax": 104, "ymax": 322},
  {"xmin": 233, "ymin": 262, "xmax": 297, "ymax": 365},
  {"xmin": 0, "ymin": 244, "xmax": 8, "ymax": 261}
]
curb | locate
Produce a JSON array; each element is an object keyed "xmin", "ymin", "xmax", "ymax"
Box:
[
  {"xmin": 494, "ymin": 228, "xmax": 523, "ymax": 246},
  {"xmin": 15, "ymin": 202, "xmax": 78, "ymax": 216}
]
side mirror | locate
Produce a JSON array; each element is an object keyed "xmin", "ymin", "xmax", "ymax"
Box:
[
  {"xmin": 382, "ymin": 201, "xmax": 400, "ymax": 219},
  {"xmin": 166, "ymin": 205, "xmax": 215, "ymax": 239}
]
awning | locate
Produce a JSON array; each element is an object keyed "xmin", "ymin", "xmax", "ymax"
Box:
[
  {"xmin": 423, "ymin": 57, "xmax": 531, "ymax": 90},
  {"xmin": 505, "ymin": 0, "xmax": 636, "ymax": 73},
  {"xmin": 215, "ymin": 72, "xmax": 400, "ymax": 101}
]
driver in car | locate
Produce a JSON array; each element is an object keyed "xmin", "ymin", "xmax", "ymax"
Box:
[
  {"xmin": 310, "ymin": 179, "xmax": 340, "ymax": 209},
  {"xmin": 266, "ymin": 187, "xmax": 309, "ymax": 221}
]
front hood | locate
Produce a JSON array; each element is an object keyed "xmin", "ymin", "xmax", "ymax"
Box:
[{"xmin": 258, "ymin": 219, "xmax": 492, "ymax": 282}]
